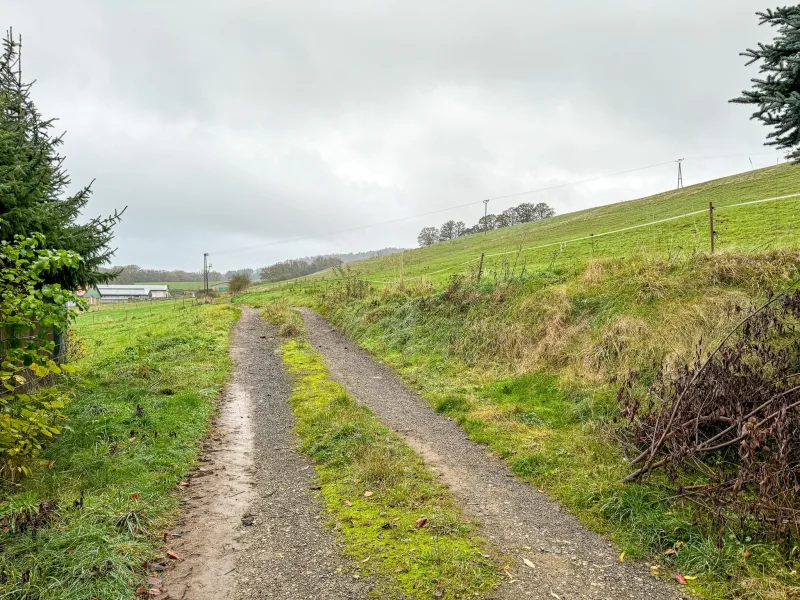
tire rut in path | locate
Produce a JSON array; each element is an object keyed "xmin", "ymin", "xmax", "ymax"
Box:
[
  {"xmin": 163, "ymin": 309, "xmax": 367, "ymax": 600},
  {"xmin": 299, "ymin": 308, "xmax": 689, "ymax": 600}
]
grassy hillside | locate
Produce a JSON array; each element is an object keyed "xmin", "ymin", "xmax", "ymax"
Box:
[
  {"xmin": 253, "ymin": 164, "xmax": 800, "ymax": 289},
  {"xmin": 235, "ymin": 165, "xmax": 800, "ymax": 599}
]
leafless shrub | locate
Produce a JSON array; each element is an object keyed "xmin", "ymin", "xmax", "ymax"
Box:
[{"xmin": 619, "ymin": 285, "xmax": 800, "ymax": 536}]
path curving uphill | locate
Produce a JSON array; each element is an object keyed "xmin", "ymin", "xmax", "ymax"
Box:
[{"xmin": 298, "ymin": 308, "xmax": 687, "ymax": 600}]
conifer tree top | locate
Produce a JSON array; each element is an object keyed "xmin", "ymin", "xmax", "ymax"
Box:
[
  {"xmin": 0, "ymin": 28, "xmax": 123, "ymax": 289},
  {"xmin": 732, "ymin": 6, "xmax": 800, "ymax": 162}
]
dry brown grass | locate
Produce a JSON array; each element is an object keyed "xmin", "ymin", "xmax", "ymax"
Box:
[
  {"xmin": 694, "ymin": 249, "xmax": 799, "ymax": 292},
  {"xmin": 261, "ymin": 303, "xmax": 306, "ymax": 338},
  {"xmin": 581, "ymin": 259, "xmax": 605, "ymax": 285},
  {"xmin": 582, "ymin": 316, "xmax": 650, "ymax": 377}
]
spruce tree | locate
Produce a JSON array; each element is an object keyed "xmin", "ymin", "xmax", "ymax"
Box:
[
  {"xmin": 0, "ymin": 29, "xmax": 122, "ymax": 288},
  {"xmin": 731, "ymin": 6, "xmax": 800, "ymax": 161}
]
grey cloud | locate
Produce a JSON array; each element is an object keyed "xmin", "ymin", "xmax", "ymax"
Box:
[{"xmin": 1, "ymin": 0, "xmax": 779, "ymax": 271}]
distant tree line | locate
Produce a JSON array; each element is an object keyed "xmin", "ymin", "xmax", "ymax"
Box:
[
  {"xmin": 417, "ymin": 202, "xmax": 555, "ymax": 247},
  {"xmin": 259, "ymin": 255, "xmax": 343, "ymax": 283},
  {"xmin": 100, "ymin": 265, "xmax": 223, "ymax": 284},
  {"xmin": 329, "ymin": 247, "xmax": 404, "ymax": 262},
  {"xmin": 222, "ymin": 268, "xmax": 258, "ymax": 280},
  {"xmin": 102, "ymin": 248, "xmax": 404, "ymax": 286}
]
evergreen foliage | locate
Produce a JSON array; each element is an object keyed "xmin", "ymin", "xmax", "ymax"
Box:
[
  {"xmin": 732, "ymin": 6, "xmax": 800, "ymax": 161},
  {"xmin": 0, "ymin": 30, "xmax": 122, "ymax": 289}
]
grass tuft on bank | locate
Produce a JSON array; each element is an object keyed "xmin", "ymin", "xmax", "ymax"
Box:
[
  {"xmin": 0, "ymin": 301, "xmax": 238, "ymax": 600},
  {"xmin": 264, "ymin": 303, "xmax": 500, "ymax": 600}
]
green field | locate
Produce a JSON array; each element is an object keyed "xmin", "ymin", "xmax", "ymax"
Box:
[
  {"xmin": 236, "ymin": 164, "xmax": 800, "ymax": 599},
  {"xmin": 249, "ymin": 164, "xmax": 799, "ymax": 292},
  {"xmin": 0, "ymin": 301, "xmax": 239, "ymax": 599}
]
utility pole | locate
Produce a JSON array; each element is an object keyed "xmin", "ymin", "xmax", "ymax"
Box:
[
  {"xmin": 483, "ymin": 199, "xmax": 490, "ymax": 232},
  {"xmin": 203, "ymin": 253, "xmax": 209, "ymax": 295},
  {"xmin": 676, "ymin": 158, "xmax": 684, "ymax": 189}
]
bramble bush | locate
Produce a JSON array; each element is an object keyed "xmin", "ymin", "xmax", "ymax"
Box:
[{"xmin": 0, "ymin": 233, "xmax": 83, "ymax": 480}]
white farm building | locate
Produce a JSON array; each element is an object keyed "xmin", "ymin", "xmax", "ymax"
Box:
[{"xmin": 91, "ymin": 284, "xmax": 170, "ymax": 304}]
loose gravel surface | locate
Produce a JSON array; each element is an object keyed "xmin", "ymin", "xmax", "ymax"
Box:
[
  {"xmin": 163, "ymin": 309, "xmax": 368, "ymax": 600},
  {"xmin": 234, "ymin": 309, "xmax": 368, "ymax": 600},
  {"xmin": 299, "ymin": 308, "xmax": 689, "ymax": 600}
]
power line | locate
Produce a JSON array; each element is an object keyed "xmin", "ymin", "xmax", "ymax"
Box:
[
  {"xmin": 211, "ymin": 159, "xmax": 677, "ymax": 256},
  {"xmin": 262, "ymin": 191, "xmax": 800, "ymax": 289},
  {"xmin": 211, "ymin": 152, "xmax": 780, "ymax": 257}
]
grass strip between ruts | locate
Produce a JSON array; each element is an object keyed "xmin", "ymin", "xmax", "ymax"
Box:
[{"xmin": 266, "ymin": 306, "xmax": 501, "ymax": 600}]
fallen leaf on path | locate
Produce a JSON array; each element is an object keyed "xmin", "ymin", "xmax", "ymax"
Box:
[
  {"xmin": 503, "ymin": 565, "xmax": 514, "ymax": 580},
  {"xmin": 130, "ymin": 493, "xmax": 140, "ymax": 500},
  {"xmin": 619, "ymin": 551, "xmax": 625, "ymax": 562},
  {"xmin": 550, "ymin": 591, "xmax": 562, "ymax": 599},
  {"xmin": 344, "ymin": 500, "xmax": 353, "ymax": 506},
  {"xmin": 415, "ymin": 517, "xmax": 427, "ymax": 528},
  {"xmin": 136, "ymin": 587, "xmax": 147, "ymax": 596},
  {"xmin": 664, "ymin": 548, "xmax": 676, "ymax": 555},
  {"xmin": 166, "ymin": 549, "xmax": 179, "ymax": 560},
  {"xmin": 672, "ymin": 573, "xmax": 687, "ymax": 585},
  {"xmin": 363, "ymin": 491, "xmax": 373, "ymax": 497},
  {"xmin": 177, "ymin": 482, "xmax": 189, "ymax": 487},
  {"xmin": 683, "ymin": 575, "xmax": 697, "ymax": 581},
  {"xmin": 523, "ymin": 558, "xmax": 535, "ymax": 569},
  {"xmin": 147, "ymin": 577, "xmax": 163, "ymax": 587},
  {"xmin": 675, "ymin": 541, "xmax": 684, "ymax": 548}
]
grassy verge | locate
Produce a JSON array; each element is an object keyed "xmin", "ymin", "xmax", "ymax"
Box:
[
  {"xmin": 237, "ymin": 250, "xmax": 800, "ymax": 600},
  {"xmin": 0, "ymin": 301, "xmax": 239, "ymax": 600},
  {"xmin": 263, "ymin": 304, "xmax": 500, "ymax": 600}
]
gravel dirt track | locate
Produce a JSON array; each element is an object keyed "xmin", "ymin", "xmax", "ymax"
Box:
[
  {"xmin": 162, "ymin": 308, "xmax": 368, "ymax": 599},
  {"xmin": 299, "ymin": 307, "xmax": 688, "ymax": 600}
]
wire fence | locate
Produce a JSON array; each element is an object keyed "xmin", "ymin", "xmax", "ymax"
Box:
[{"xmin": 248, "ymin": 190, "xmax": 800, "ymax": 294}]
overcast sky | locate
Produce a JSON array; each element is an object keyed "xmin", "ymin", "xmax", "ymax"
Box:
[{"xmin": 2, "ymin": 0, "xmax": 781, "ymax": 271}]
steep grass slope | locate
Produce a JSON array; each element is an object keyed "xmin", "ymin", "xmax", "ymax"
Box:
[
  {"xmin": 235, "ymin": 165, "xmax": 800, "ymax": 599},
  {"xmin": 253, "ymin": 164, "xmax": 800, "ymax": 289}
]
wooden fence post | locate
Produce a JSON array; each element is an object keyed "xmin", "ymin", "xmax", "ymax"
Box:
[
  {"xmin": 477, "ymin": 253, "xmax": 485, "ymax": 282},
  {"xmin": 709, "ymin": 202, "xmax": 715, "ymax": 253}
]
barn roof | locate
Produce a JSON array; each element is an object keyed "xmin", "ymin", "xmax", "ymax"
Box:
[{"xmin": 96, "ymin": 285, "xmax": 150, "ymax": 297}]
